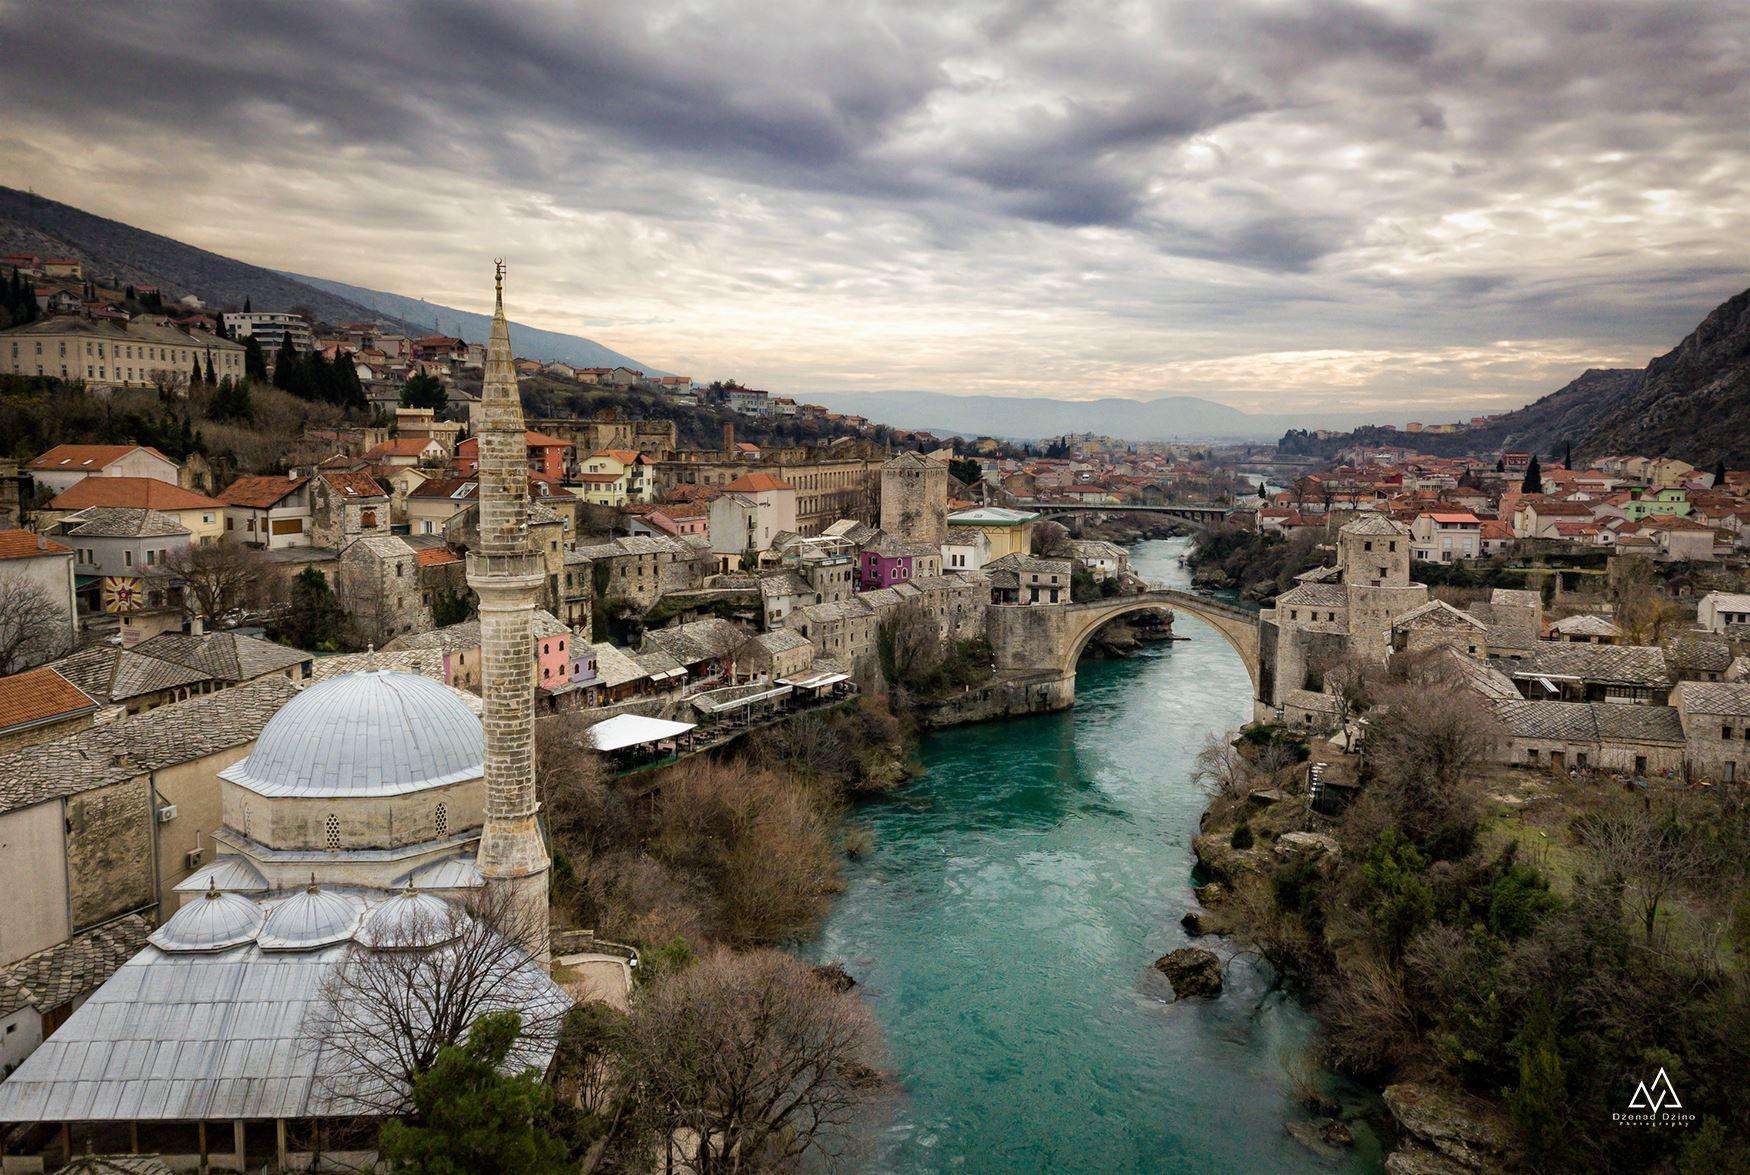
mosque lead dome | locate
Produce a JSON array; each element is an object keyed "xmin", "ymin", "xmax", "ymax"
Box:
[{"xmin": 220, "ymin": 670, "xmax": 484, "ymax": 798}]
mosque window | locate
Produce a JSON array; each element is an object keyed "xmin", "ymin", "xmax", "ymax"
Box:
[
  {"xmin": 324, "ymin": 813, "xmax": 341, "ymax": 851},
  {"xmin": 435, "ymin": 802, "xmax": 448, "ymax": 838}
]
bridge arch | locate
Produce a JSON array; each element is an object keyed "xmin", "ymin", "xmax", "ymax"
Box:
[{"xmin": 1056, "ymin": 591, "xmax": 1260, "ymax": 691}]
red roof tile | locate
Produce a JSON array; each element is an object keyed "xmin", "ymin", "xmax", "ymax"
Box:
[
  {"xmin": 27, "ymin": 444, "xmax": 173, "ymax": 472},
  {"xmin": 219, "ymin": 474, "xmax": 309, "ymax": 507},
  {"xmin": 414, "ymin": 547, "xmax": 461, "ymax": 567},
  {"xmin": 723, "ymin": 472, "xmax": 794, "ymax": 493},
  {"xmin": 47, "ymin": 477, "xmax": 221, "ymax": 512},
  {"xmin": 0, "ymin": 667, "xmax": 97, "ymax": 732},
  {"xmin": 0, "ymin": 529, "xmax": 72, "ymax": 559}
]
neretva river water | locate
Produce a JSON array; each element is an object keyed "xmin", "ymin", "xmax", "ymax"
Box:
[{"xmin": 807, "ymin": 538, "xmax": 1381, "ymax": 1173}]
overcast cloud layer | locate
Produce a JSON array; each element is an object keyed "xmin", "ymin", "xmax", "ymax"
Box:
[{"xmin": 3, "ymin": 0, "xmax": 1747, "ymax": 418}]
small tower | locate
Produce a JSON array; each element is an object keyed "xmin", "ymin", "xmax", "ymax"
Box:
[
  {"xmin": 879, "ymin": 450, "xmax": 949, "ymax": 545},
  {"xmin": 467, "ymin": 260, "xmax": 551, "ymax": 962}
]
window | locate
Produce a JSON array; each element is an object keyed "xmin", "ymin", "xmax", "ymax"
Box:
[
  {"xmin": 435, "ymin": 802, "xmax": 448, "ymax": 837},
  {"xmin": 1725, "ymin": 725, "xmax": 1733, "ymax": 741},
  {"xmin": 123, "ymin": 549, "xmax": 133, "ymax": 567},
  {"xmin": 324, "ymin": 813, "xmax": 341, "ymax": 850},
  {"xmin": 1635, "ymin": 755, "xmax": 1647, "ymax": 774}
]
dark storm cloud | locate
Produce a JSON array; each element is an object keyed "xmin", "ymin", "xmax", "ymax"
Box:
[{"xmin": 2, "ymin": 0, "xmax": 1747, "ymax": 407}]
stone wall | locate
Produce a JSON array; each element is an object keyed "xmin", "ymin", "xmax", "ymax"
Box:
[
  {"xmin": 222, "ymin": 777, "xmax": 485, "ymax": 854},
  {"xmin": 65, "ymin": 778, "xmax": 156, "ymax": 931},
  {"xmin": 0, "ymin": 802, "xmax": 71, "ymax": 965},
  {"xmin": 988, "ymin": 603, "xmax": 1070, "ymax": 672},
  {"xmin": 916, "ymin": 672, "xmax": 1076, "ymax": 727}
]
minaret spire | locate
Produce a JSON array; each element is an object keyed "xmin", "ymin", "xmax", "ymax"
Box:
[{"xmin": 468, "ymin": 260, "xmax": 550, "ymax": 963}]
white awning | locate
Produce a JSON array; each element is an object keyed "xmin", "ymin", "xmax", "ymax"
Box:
[
  {"xmin": 586, "ymin": 713, "xmax": 697, "ymax": 752},
  {"xmin": 778, "ymin": 671, "xmax": 851, "ymax": 690},
  {"xmin": 1536, "ymin": 676, "xmax": 1559, "ymax": 693}
]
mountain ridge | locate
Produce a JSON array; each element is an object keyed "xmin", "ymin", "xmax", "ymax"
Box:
[{"xmin": 0, "ymin": 185, "xmax": 652, "ymax": 372}]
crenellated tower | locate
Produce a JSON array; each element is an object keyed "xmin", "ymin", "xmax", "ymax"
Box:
[{"xmin": 468, "ymin": 260, "xmax": 551, "ymax": 962}]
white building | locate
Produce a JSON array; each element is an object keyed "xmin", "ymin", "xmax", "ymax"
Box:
[
  {"xmin": 1410, "ymin": 511, "xmax": 1482, "ymax": 562},
  {"xmin": 222, "ymin": 311, "xmax": 315, "ymax": 353},
  {"xmin": 1697, "ymin": 592, "xmax": 1750, "ymax": 633}
]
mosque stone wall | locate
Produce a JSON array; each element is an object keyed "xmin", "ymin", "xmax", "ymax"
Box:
[{"xmin": 65, "ymin": 778, "xmax": 156, "ymax": 931}]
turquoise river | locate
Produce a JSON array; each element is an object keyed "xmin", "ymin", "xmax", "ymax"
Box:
[{"xmin": 807, "ymin": 538, "xmax": 1382, "ymax": 1173}]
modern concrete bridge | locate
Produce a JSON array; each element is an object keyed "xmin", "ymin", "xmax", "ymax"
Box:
[{"xmin": 1028, "ymin": 502, "xmax": 1234, "ymax": 528}]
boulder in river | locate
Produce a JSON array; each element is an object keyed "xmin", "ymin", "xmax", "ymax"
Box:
[
  {"xmin": 1194, "ymin": 881, "xmax": 1228, "ymax": 906},
  {"xmin": 1383, "ymin": 1083, "xmax": 1510, "ymax": 1172},
  {"xmin": 1286, "ymin": 1117, "xmax": 1354, "ymax": 1162},
  {"xmin": 1152, "ymin": 947, "xmax": 1224, "ymax": 999},
  {"xmin": 1180, "ymin": 909, "xmax": 1223, "ymax": 937}
]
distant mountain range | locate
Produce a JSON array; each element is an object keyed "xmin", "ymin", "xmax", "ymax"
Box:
[
  {"xmin": 0, "ymin": 185, "xmax": 652, "ymax": 372},
  {"xmin": 1308, "ymin": 286, "xmax": 1750, "ymax": 466},
  {"xmin": 801, "ymin": 390, "xmax": 1408, "ymax": 443},
  {"xmin": 282, "ymin": 272, "xmax": 654, "ymax": 374}
]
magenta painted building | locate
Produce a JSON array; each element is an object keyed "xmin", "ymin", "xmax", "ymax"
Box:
[{"xmin": 859, "ymin": 548, "xmax": 914, "ymax": 591}]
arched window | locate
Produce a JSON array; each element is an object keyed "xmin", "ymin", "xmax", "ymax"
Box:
[
  {"xmin": 435, "ymin": 802, "xmax": 449, "ymax": 838},
  {"xmin": 324, "ymin": 813, "xmax": 341, "ymax": 851}
]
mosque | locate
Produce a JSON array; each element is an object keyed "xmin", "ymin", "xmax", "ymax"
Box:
[{"xmin": 0, "ymin": 265, "xmax": 565, "ymax": 1170}]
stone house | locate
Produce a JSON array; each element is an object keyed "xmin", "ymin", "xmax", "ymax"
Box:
[
  {"xmin": 569, "ymin": 534, "xmax": 710, "ymax": 612},
  {"xmin": 880, "ymin": 450, "xmax": 950, "ymax": 546},
  {"xmin": 985, "ymin": 553, "xmax": 1071, "ymax": 605},
  {"xmin": 40, "ymin": 478, "xmax": 225, "ymax": 547},
  {"xmin": 1389, "ymin": 600, "xmax": 1489, "ymax": 659},
  {"xmin": 1673, "ymin": 681, "xmax": 1750, "ymax": 784},
  {"xmin": 794, "ymin": 597, "xmax": 878, "ymax": 668},
  {"xmin": 748, "ymin": 629, "xmax": 814, "ymax": 679},
  {"xmin": 1066, "ymin": 539, "xmax": 1129, "ymax": 580},
  {"xmin": 1697, "ymin": 592, "xmax": 1750, "ymax": 633},
  {"xmin": 1496, "ymin": 700, "xmax": 1687, "ymax": 776},
  {"xmin": 337, "ymin": 535, "xmax": 434, "ymax": 644},
  {"xmin": 53, "ymin": 507, "xmax": 192, "ymax": 616},
  {"xmin": 46, "ymin": 632, "xmax": 311, "ymax": 714},
  {"xmin": 1507, "ymin": 643, "xmax": 1673, "ymax": 705},
  {"xmin": 858, "ymin": 535, "xmax": 942, "ymax": 591},
  {"xmin": 308, "ymin": 470, "xmax": 390, "ymax": 551}
]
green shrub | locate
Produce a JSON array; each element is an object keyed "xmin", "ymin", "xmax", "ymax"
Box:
[{"xmin": 1230, "ymin": 822, "xmax": 1255, "ymax": 850}]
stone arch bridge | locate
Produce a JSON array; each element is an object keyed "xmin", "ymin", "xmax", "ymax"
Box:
[{"xmin": 987, "ymin": 589, "xmax": 1260, "ymax": 709}]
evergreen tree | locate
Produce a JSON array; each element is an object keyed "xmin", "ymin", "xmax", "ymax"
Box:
[
  {"xmin": 376, "ymin": 1012, "xmax": 568, "ymax": 1175},
  {"xmin": 333, "ymin": 352, "xmax": 366, "ymax": 411},
  {"xmin": 190, "ymin": 356, "xmax": 203, "ymax": 387},
  {"xmin": 401, "ymin": 373, "xmax": 448, "ymax": 412},
  {"xmin": 203, "ymin": 350, "xmax": 216, "ymax": 385},
  {"xmin": 272, "ymin": 335, "xmax": 305, "ymax": 397},
  {"xmin": 1507, "ymin": 998, "xmax": 1568, "ymax": 1170},
  {"xmin": 1520, "ymin": 455, "xmax": 1541, "ymax": 494},
  {"xmin": 243, "ymin": 336, "xmax": 268, "ymax": 381},
  {"xmin": 282, "ymin": 568, "xmax": 343, "ymax": 650},
  {"xmin": 1715, "ymin": 459, "xmax": 1727, "ymax": 487},
  {"xmin": 1563, "ymin": 440, "xmax": 1573, "ymax": 469},
  {"xmin": 243, "ymin": 295, "xmax": 252, "ymax": 312},
  {"xmin": 1495, "ymin": 457, "xmax": 1505, "ymax": 473},
  {"xmin": 1257, "ymin": 481, "xmax": 1267, "ymax": 500}
]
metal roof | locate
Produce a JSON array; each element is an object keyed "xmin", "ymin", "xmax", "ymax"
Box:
[
  {"xmin": 218, "ymin": 671, "xmax": 482, "ymax": 799},
  {"xmin": 0, "ymin": 894, "xmax": 570, "ymax": 1124}
]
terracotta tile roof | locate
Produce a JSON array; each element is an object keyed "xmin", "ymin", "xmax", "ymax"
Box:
[
  {"xmin": 590, "ymin": 449, "xmax": 642, "ymax": 464},
  {"xmin": 319, "ymin": 470, "xmax": 387, "ymax": 498},
  {"xmin": 723, "ymin": 472, "xmax": 795, "ymax": 493},
  {"xmin": 0, "ymin": 667, "xmax": 98, "ymax": 732},
  {"xmin": 27, "ymin": 444, "xmax": 173, "ymax": 472},
  {"xmin": 572, "ymin": 472, "xmax": 623, "ymax": 484},
  {"xmin": 46, "ymin": 477, "xmax": 221, "ymax": 512},
  {"xmin": 218, "ymin": 474, "xmax": 308, "ymax": 508},
  {"xmin": 0, "ymin": 529, "xmax": 71, "ymax": 559},
  {"xmin": 414, "ymin": 547, "xmax": 461, "ymax": 567},
  {"xmin": 363, "ymin": 438, "xmax": 439, "ymax": 459}
]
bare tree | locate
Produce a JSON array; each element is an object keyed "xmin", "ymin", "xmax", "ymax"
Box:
[
  {"xmin": 159, "ymin": 541, "xmax": 269, "ymax": 623},
  {"xmin": 304, "ymin": 884, "xmax": 567, "ymax": 1116},
  {"xmin": 876, "ymin": 599, "xmax": 942, "ymax": 690},
  {"xmin": 1192, "ymin": 730, "xmax": 1254, "ymax": 801},
  {"xmin": 619, "ymin": 948, "xmax": 883, "ymax": 1173},
  {"xmin": 1362, "ymin": 681, "xmax": 1498, "ymax": 845},
  {"xmin": 757, "ymin": 711, "xmax": 856, "ymax": 788},
  {"xmin": 0, "ymin": 572, "xmax": 71, "ymax": 673},
  {"xmin": 1576, "ymin": 797, "xmax": 1711, "ymax": 946},
  {"xmin": 1030, "ymin": 519, "xmax": 1074, "ymax": 558}
]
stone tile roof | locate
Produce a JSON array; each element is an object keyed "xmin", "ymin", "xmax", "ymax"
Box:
[
  {"xmin": 0, "ymin": 914, "xmax": 151, "ymax": 1019},
  {"xmin": 1498, "ymin": 700, "xmax": 1684, "ymax": 743},
  {"xmin": 384, "ymin": 620, "xmax": 482, "ymax": 654},
  {"xmin": 0, "ymin": 667, "xmax": 98, "ymax": 732},
  {"xmin": 1512, "ymin": 643, "xmax": 1672, "ymax": 688},
  {"xmin": 1339, "ymin": 513, "xmax": 1406, "ymax": 536},
  {"xmin": 59, "ymin": 506, "xmax": 189, "ymax": 538},
  {"xmin": 1293, "ymin": 565, "xmax": 1342, "ymax": 583},
  {"xmin": 1673, "ymin": 681, "xmax": 1750, "ymax": 717},
  {"xmin": 1664, "ymin": 631, "xmax": 1733, "ymax": 674},
  {"xmin": 985, "ymin": 552, "xmax": 1071, "ymax": 576},
  {"xmin": 308, "ymin": 648, "xmax": 448, "ymax": 682},
  {"xmin": 132, "ymin": 632, "xmax": 310, "ymax": 683},
  {"xmin": 755, "ymin": 628, "xmax": 812, "ymax": 654},
  {"xmin": 642, "ymin": 618, "xmax": 747, "ymax": 665},
  {"xmin": 1392, "ymin": 599, "xmax": 1486, "ymax": 630},
  {"xmin": 1549, "ymin": 614, "xmax": 1621, "ymax": 638},
  {"xmin": 49, "ymin": 644, "xmax": 207, "ymax": 703},
  {"xmin": 757, "ymin": 571, "xmax": 814, "ymax": 599},
  {"xmin": 0, "ymin": 676, "xmax": 299, "ymax": 815},
  {"xmin": 1276, "ymin": 582, "xmax": 1347, "ymax": 608}
]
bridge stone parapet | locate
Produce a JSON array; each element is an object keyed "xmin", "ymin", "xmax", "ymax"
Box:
[{"xmin": 985, "ymin": 589, "xmax": 1260, "ymax": 713}]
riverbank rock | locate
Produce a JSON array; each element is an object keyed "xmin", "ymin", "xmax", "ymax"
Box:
[
  {"xmin": 1179, "ymin": 908, "xmax": 1225, "ymax": 937},
  {"xmin": 1384, "ymin": 1146, "xmax": 1472, "ymax": 1175},
  {"xmin": 1286, "ymin": 1117, "xmax": 1355, "ymax": 1162},
  {"xmin": 1194, "ymin": 881, "xmax": 1228, "ymax": 906},
  {"xmin": 813, "ymin": 963, "xmax": 857, "ymax": 993},
  {"xmin": 1273, "ymin": 831, "xmax": 1341, "ymax": 865},
  {"xmin": 1153, "ymin": 947, "xmax": 1224, "ymax": 999},
  {"xmin": 1383, "ymin": 1084, "xmax": 1510, "ymax": 1172}
]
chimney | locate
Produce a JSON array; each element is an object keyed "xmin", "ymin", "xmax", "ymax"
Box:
[
  {"xmin": 723, "ymin": 422, "xmax": 735, "ymax": 457},
  {"xmin": 189, "ymin": 614, "xmax": 204, "ymax": 636}
]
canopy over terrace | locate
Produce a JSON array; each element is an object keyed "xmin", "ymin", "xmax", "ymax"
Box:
[
  {"xmin": 585, "ymin": 713, "xmax": 697, "ymax": 765},
  {"xmin": 690, "ymin": 681, "xmax": 793, "ymax": 727}
]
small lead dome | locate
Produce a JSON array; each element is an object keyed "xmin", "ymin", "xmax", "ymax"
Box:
[
  {"xmin": 149, "ymin": 887, "xmax": 264, "ymax": 952},
  {"xmin": 219, "ymin": 671, "xmax": 483, "ymax": 799},
  {"xmin": 356, "ymin": 889, "xmax": 460, "ymax": 950},
  {"xmin": 258, "ymin": 884, "xmax": 366, "ymax": 951}
]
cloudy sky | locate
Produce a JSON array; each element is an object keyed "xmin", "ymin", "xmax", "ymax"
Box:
[{"xmin": 2, "ymin": 0, "xmax": 1747, "ymax": 418}]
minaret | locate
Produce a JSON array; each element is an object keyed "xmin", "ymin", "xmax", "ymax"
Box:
[{"xmin": 468, "ymin": 260, "xmax": 551, "ymax": 963}]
